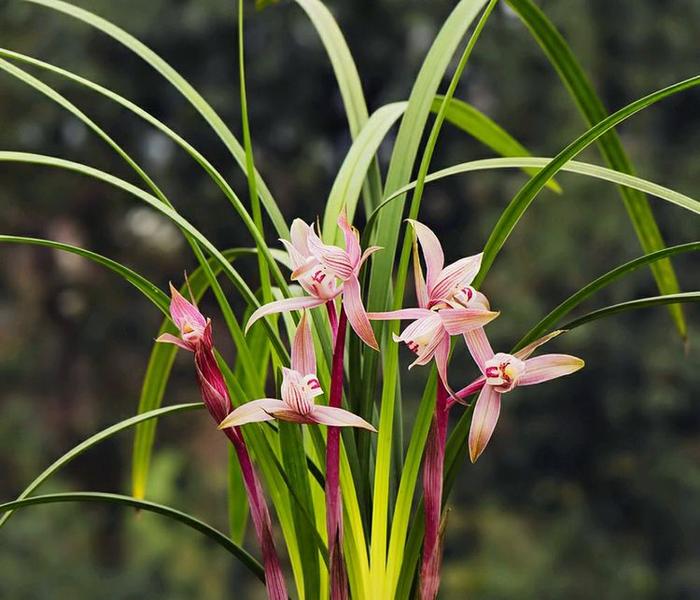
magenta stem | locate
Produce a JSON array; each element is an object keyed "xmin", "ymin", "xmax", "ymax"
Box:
[
  {"xmin": 326, "ymin": 299, "xmax": 339, "ymax": 347},
  {"xmin": 419, "ymin": 380, "xmax": 449, "ymax": 600},
  {"xmin": 326, "ymin": 305, "xmax": 348, "ymax": 600}
]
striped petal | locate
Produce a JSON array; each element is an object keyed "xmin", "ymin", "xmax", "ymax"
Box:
[
  {"xmin": 168, "ymin": 282, "xmax": 207, "ymax": 330},
  {"xmin": 156, "ymin": 332, "xmax": 193, "ymax": 352},
  {"xmin": 307, "ymin": 227, "xmax": 355, "ymax": 281},
  {"xmin": 439, "ymin": 307, "xmax": 499, "ymax": 336},
  {"xmin": 338, "ymin": 209, "xmax": 361, "ymax": 265},
  {"xmin": 218, "ymin": 399, "xmax": 284, "ymax": 429},
  {"xmin": 412, "ymin": 235, "xmax": 429, "ymax": 309},
  {"xmin": 519, "ymin": 354, "xmax": 585, "ymax": 386},
  {"xmin": 429, "ymin": 254, "xmax": 482, "ymax": 303},
  {"xmin": 456, "ymin": 376, "xmax": 486, "ymax": 401},
  {"xmin": 367, "ymin": 308, "xmax": 433, "ymax": 321},
  {"xmin": 246, "ymin": 295, "xmax": 326, "ymax": 333},
  {"xmin": 291, "ymin": 311, "xmax": 316, "ymax": 375},
  {"xmin": 463, "ymin": 327, "xmax": 495, "ymax": 373},
  {"xmin": 311, "ymin": 406, "xmax": 376, "ymax": 431},
  {"xmin": 514, "ymin": 330, "xmax": 565, "ymax": 360},
  {"xmin": 342, "ymin": 275, "xmax": 378, "ymax": 350},
  {"xmin": 407, "ymin": 219, "xmax": 444, "ymax": 291},
  {"xmin": 468, "ymin": 385, "xmax": 501, "ymax": 463}
]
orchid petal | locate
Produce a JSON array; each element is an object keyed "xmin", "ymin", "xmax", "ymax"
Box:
[
  {"xmin": 246, "ymin": 295, "xmax": 326, "ymax": 333},
  {"xmin": 513, "ymin": 330, "xmax": 565, "ymax": 360},
  {"xmin": 291, "ymin": 311, "xmax": 316, "ymax": 375},
  {"xmin": 218, "ymin": 399, "xmax": 284, "ymax": 429},
  {"xmin": 463, "ymin": 327, "xmax": 495, "ymax": 373},
  {"xmin": 280, "ymin": 238, "xmax": 308, "ymax": 270},
  {"xmin": 290, "ymin": 218, "xmax": 313, "ymax": 257},
  {"xmin": 412, "ymin": 236, "xmax": 429, "ymax": 309},
  {"xmin": 429, "ymin": 254, "xmax": 483, "ymax": 302},
  {"xmin": 468, "ymin": 385, "xmax": 501, "ymax": 463},
  {"xmin": 156, "ymin": 332, "xmax": 192, "ymax": 351},
  {"xmin": 456, "ymin": 376, "xmax": 487, "ymax": 401},
  {"xmin": 367, "ymin": 308, "xmax": 433, "ymax": 321},
  {"xmin": 168, "ymin": 282, "xmax": 207, "ymax": 331},
  {"xmin": 307, "ymin": 227, "xmax": 355, "ymax": 281},
  {"xmin": 519, "ymin": 354, "xmax": 585, "ymax": 386},
  {"xmin": 194, "ymin": 350, "xmax": 231, "ymax": 425},
  {"xmin": 338, "ymin": 209, "xmax": 361, "ymax": 265},
  {"xmin": 439, "ymin": 307, "xmax": 499, "ymax": 336},
  {"xmin": 342, "ymin": 276, "xmax": 378, "ymax": 350},
  {"xmin": 407, "ymin": 219, "xmax": 444, "ymax": 290},
  {"xmin": 263, "ymin": 407, "xmax": 313, "ymax": 424},
  {"xmin": 311, "ymin": 406, "xmax": 376, "ymax": 431},
  {"xmin": 359, "ymin": 245, "xmax": 382, "ymax": 268}
]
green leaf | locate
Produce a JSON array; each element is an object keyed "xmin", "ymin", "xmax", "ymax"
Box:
[
  {"xmin": 516, "ymin": 242, "xmax": 700, "ymax": 350},
  {"xmin": 474, "ymin": 75, "xmax": 700, "ymax": 288},
  {"xmin": 0, "ymin": 492, "xmax": 264, "ymax": 582},
  {"xmin": 562, "ymin": 292, "xmax": 700, "ymax": 331},
  {"xmin": 507, "ymin": 0, "xmax": 687, "ymax": 339},
  {"xmin": 0, "ymin": 235, "xmax": 169, "ymax": 316},
  {"xmin": 0, "ymin": 403, "xmax": 202, "ymax": 528}
]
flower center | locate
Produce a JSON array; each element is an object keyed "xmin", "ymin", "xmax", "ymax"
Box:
[{"xmin": 484, "ymin": 353, "xmax": 526, "ymax": 393}]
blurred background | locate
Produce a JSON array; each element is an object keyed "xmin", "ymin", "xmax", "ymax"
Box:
[{"xmin": 1, "ymin": 0, "xmax": 699, "ymax": 598}]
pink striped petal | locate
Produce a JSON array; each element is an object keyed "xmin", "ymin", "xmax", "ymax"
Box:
[
  {"xmin": 168, "ymin": 282, "xmax": 207, "ymax": 330},
  {"xmin": 468, "ymin": 385, "xmax": 501, "ymax": 463},
  {"xmin": 338, "ymin": 210, "xmax": 361, "ymax": 266},
  {"xmin": 291, "ymin": 311, "xmax": 316, "ymax": 375},
  {"xmin": 307, "ymin": 227, "xmax": 355, "ymax": 281},
  {"xmin": 429, "ymin": 254, "xmax": 482, "ymax": 303},
  {"xmin": 246, "ymin": 295, "xmax": 326, "ymax": 333},
  {"xmin": 514, "ymin": 330, "xmax": 565, "ymax": 360},
  {"xmin": 218, "ymin": 399, "xmax": 284, "ymax": 429},
  {"xmin": 439, "ymin": 307, "xmax": 499, "ymax": 336},
  {"xmin": 342, "ymin": 276, "xmax": 378, "ymax": 350},
  {"xmin": 311, "ymin": 406, "xmax": 376, "ymax": 431},
  {"xmin": 412, "ymin": 236, "xmax": 429, "ymax": 309},
  {"xmin": 156, "ymin": 332, "xmax": 192, "ymax": 351},
  {"xmin": 463, "ymin": 327, "xmax": 495, "ymax": 373},
  {"xmin": 519, "ymin": 354, "xmax": 585, "ymax": 386},
  {"xmin": 194, "ymin": 350, "xmax": 232, "ymax": 425},
  {"xmin": 367, "ymin": 308, "xmax": 433, "ymax": 321},
  {"xmin": 456, "ymin": 376, "xmax": 486, "ymax": 401},
  {"xmin": 407, "ymin": 219, "xmax": 444, "ymax": 291}
]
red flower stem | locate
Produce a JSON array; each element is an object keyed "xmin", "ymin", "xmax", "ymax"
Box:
[
  {"xmin": 419, "ymin": 380, "xmax": 449, "ymax": 600},
  {"xmin": 326, "ymin": 305, "xmax": 348, "ymax": 600},
  {"xmin": 326, "ymin": 299, "xmax": 339, "ymax": 347},
  {"xmin": 224, "ymin": 427, "xmax": 288, "ymax": 600}
]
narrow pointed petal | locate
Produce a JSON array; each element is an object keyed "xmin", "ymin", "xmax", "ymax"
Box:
[
  {"xmin": 338, "ymin": 210, "xmax": 361, "ymax": 265},
  {"xmin": 290, "ymin": 218, "xmax": 313, "ymax": 256},
  {"xmin": 514, "ymin": 330, "xmax": 565, "ymax": 360},
  {"xmin": 359, "ymin": 245, "xmax": 382, "ymax": 268},
  {"xmin": 307, "ymin": 227, "xmax": 355, "ymax": 280},
  {"xmin": 519, "ymin": 354, "xmax": 585, "ymax": 386},
  {"xmin": 168, "ymin": 282, "xmax": 206, "ymax": 330},
  {"xmin": 429, "ymin": 254, "xmax": 483, "ymax": 302},
  {"xmin": 291, "ymin": 311, "xmax": 316, "ymax": 375},
  {"xmin": 412, "ymin": 236, "xmax": 429, "ymax": 309},
  {"xmin": 468, "ymin": 385, "xmax": 501, "ymax": 463},
  {"xmin": 311, "ymin": 406, "xmax": 376, "ymax": 430},
  {"xmin": 342, "ymin": 276, "xmax": 378, "ymax": 350},
  {"xmin": 463, "ymin": 327, "xmax": 495, "ymax": 373},
  {"xmin": 439, "ymin": 308, "xmax": 499, "ymax": 336},
  {"xmin": 456, "ymin": 376, "xmax": 486, "ymax": 401},
  {"xmin": 367, "ymin": 308, "xmax": 433, "ymax": 321},
  {"xmin": 280, "ymin": 238, "xmax": 308, "ymax": 270},
  {"xmin": 407, "ymin": 219, "xmax": 444, "ymax": 290},
  {"xmin": 156, "ymin": 332, "xmax": 193, "ymax": 351},
  {"xmin": 246, "ymin": 295, "xmax": 326, "ymax": 333},
  {"xmin": 218, "ymin": 399, "xmax": 284, "ymax": 429}
]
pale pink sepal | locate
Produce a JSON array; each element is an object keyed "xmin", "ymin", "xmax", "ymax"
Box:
[
  {"xmin": 218, "ymin": 399, "xmax": 283, "ymax": 429},
  {"xmin": 246, "ymin": 295, "xmax": 326, "ymax": 333},
  {"xmin": 439, "ymin": 308, "xmax": 499, "ymax": 336},
  {"xmin": 519, "ymin": 354, "xmax": 585, "ymax": 386},
  {"xmin": 468, "ymin": 384, "xmax": 502, "ymax": 463},
  {"xmin": 463, "ymin": 327, "xmax": 495, "ymax": 373},
  {"xmin": 342, "ymin": 276, "xmax": 378, "ymax": 350},
  {"xmin": 311, "ymin": 406, "xmax": 376, "ymax": 431},
  {"xmin": 156, "ymin": 332, "xmax": 192, "ymax": 351},
  {"xmin": 292, "ymin": 311, "xmax": 316, "ymax": 376},
  {"xmin": 367, "ymin": 308, "xmax": 433, "ymax": 321},
  {"xmin": 407, "ymin": 219, "xmax": 444, "ymax": 291},
  {"xmin": 514, "ymin": 330, "xmax": 565, "ymax": 360}
]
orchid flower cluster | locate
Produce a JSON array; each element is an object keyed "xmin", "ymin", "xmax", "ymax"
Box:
[{"xmin": 161, "ymin": 214, "xmax": 583, "ymax": 600}]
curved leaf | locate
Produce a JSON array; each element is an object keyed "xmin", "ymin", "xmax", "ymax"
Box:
[{"xmin": 0, "ymin": 492, "xmax": 264, "ymax": 581}]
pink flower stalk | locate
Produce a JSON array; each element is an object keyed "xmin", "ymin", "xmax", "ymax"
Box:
[
  {"xmin": 246, "ymin": 212, "xmax": 381, "ymax": 350},
  {"xmin": 368, "ymin": 219, "xmax": 498, "ymax": 390},
  {"xmin": 457, "ymin": 328, "xmax": 585, "ymax": 463},
  {"xmin": 158, "ymin": 285, "xmax": 288, "ymax": 600},
  {"xmin": 218, "ymin": 311, "xmax": 375, "ymax": 431}
]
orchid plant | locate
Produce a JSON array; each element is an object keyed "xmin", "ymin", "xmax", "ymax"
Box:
[{"xmin": 1, "ymin": 0, "xmax": 698, "ymax": 599}]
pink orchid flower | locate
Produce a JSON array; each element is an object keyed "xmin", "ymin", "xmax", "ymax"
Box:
[
  {"xmin": 368, "ymin": 219, "xmax": 498, "ymax": 389},
  {"xmin": 219, "ymin": 311, "xmax": 375, "ymax": 431},
  {"xmin": 458, "ymin": 328, "xmax": 585, "ymax": 463},
  {"xmin": 156, "ymin": 283, "xmax": 213, "ymax": 352},
  {"xmin": 246, "ymin": 212, "xmax": 381, "ymax": 350}
]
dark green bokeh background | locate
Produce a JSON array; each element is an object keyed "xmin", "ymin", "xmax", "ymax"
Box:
[{"xmin": 1, "ymin": 1, "xmax": 698, "ymax": 598}]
